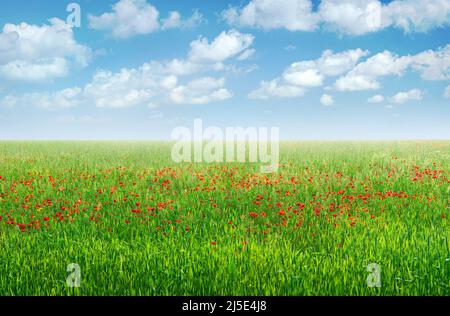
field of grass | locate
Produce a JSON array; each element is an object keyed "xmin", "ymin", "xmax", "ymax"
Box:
[{"xmin": 0, "ymin": 141, "xmax": 449, "ymax": 296}]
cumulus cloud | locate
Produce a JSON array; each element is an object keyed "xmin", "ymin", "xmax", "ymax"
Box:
[
  {"xmin": 89, "ymin": 0, "xmax": 203, "ymax": 38},
  {"xmin": 162, "ymin": 10, "xmax": 203, "ymax": 30},
  {"xmin": 334, "ymin": 45, "xmax": 450, "ymax": 91},
  {"xmin": 388, "ymin": 89, "xmax": 423, "ymax": 104},
  {"xmin": 82, "ymin": 30, "xmax": 252, "ymax": 108},
  {"xmin": 411, "ymin": 44, "xmax": 450, "ymax": 80},
  {"xmin": 248, "ymin": 79, "xmax": 305, "ymax": 99},
  {"xmin": 383, "ymin": 0, "xmax": 450, "ymax": 33},
  {"xmin": 283, "ymin": 49, "xmax": 369, "ymax": 88},
  {"xmin": 334, "ymin": 51, "xmax": 412, "ymax": 91},
  {"xmin": 367, "ymin": 94, "xmax": 384, "ymax": 103},
  {"xmin": 0, "ymin": 58, "xmax": 69, "ymax": 81},
  {"xmin": 222, "ymin": 0, "xmax": 318, "ymax": 31},
  {"xmin": 188, "ymin": 30, "xmax": 254, "ymax": 63},
  {"xmin": 1, "ymin": 88, "xmax": 83, "ymax": 109},
  {"xmin": 318, "ymin": 0, "xmax": 384, "ymax": 35},
  {"xmin": 249, "ymin": 48, "xmax": 367, "ymax": 99},
  {"xmin": 223, "ymin": 0, "xmax": 450, "ymax": 35},
  {"xmin": 170, "ymin": 77, "xmax": 232, "ymax": 105},
  {"xmin": 0, "ymin": 18, "xmax": 91, "ymax": 81},
  {"xmin": 88, "ymin": 0, "xmax": 159, "ymax": 38},
  {"xmin": 320, "ymin": 94, "xmax": 334, "ymax": 106},
  {"xmin": 2, "ymin": 30, "xmax": 253, "ymax": 109}
]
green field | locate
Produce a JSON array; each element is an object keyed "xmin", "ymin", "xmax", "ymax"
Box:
[{"xmin": 0, "ymin": 141, "xmax": 449, "ymax": 295}]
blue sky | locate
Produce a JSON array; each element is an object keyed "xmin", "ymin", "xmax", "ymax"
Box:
[{"xmin": 0, "ymin": 0, "xmax": 449, "ymax": 140}]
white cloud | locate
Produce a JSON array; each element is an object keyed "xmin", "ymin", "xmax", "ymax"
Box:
[
  {"xmin": 88, "ymin": 0, "xmax": 160, "ymax": 38},
  {"xmin": 0, "ymin": 58, "xmax": 68, "ymax": 81},
  {"xmin": 5, "ymin": 30, "xmax": 253, "ymax": 109},
  {"xmin": 411, "ymin": 44, "xmax": 450, "ymax": 80},
  {"xmin": 162, "ymin": 10, "xmax": 203, "ymax": 30},
  {"xmin": 248, "ymin": 79, "xmax": 305, "ymax": 99},
  {"xmin": 320, "ymin": 94, "xmax": 334, "ymax": 106},
  {"xmin": 82, "ymin": 30, "xmax": 253, "ymax": 108},
  {"xmin": 0, "ymin": 18, "xmax": 91, "ymax": 81},
  {"xmin": 334, "ymin": 51, "xmax": 412, "ymax": 91},
  {"xmin": 334, "ymin": 45, "xmax": 450, "ymax": 91},
  {"xmin": 170, "ymin": 77, "xmax": 232, "ymax": 105},
  {"xmin": 383, "ymin": 0, "xmax": 450, "ymax": 33},
  {"xmin": 89, "ymin": 0, "xmax": 203, "ymax": 38},
  {"xmin": 222, "ymin": 0, "xmax": 318, "ymax": 31},
  {"xmin": 335, "ymin": 74, "xmax": 380, "ymax": 91},
  {"xmin": 284, "ymin": 68, "xmax": 324, "ymax": 87},
  {"xmin": 1, "ymin": 88, "xmax": 82, "ymax": 109},
  {"xmin": 161, "ymin": 11, "xmax": 183, "ymax": 29},
  {"xmin": 224, "ymin": 0, "xmax": 450, "ymax": 35},
  {"xmin": 250, "ymin": 48, "xmax": 368, "ymax": 99},
  {"xmin": 445, "ymin": 85, "xmax": 450, "ymax": 98},
  {"xmin": 83, "ymin": 65, "xmax": 172, "ymax": 108},
  {"xmin": 282, "ymin": 49, "xmax": 369, "ymax": 88},
  {"xmin": 188, "ymin": 30, "xmax": 254, "ymax": 63},
  {"xmin": 316, "ymin": 49, "xmax": 370, "ymax": 76},
  {"xmin": 319, "ymin": 0, "xmax": 384, "ymax": 35},
  {"xmin": 367, "ymin": 94, "xmax": 384, "ymax": 103},
  {"xmin": 389, "ymin": 89, "xmax": 423, "ymax": 104}
]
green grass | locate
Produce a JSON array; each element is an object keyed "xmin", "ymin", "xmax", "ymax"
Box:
[{"xmin": 0, "ymin": 141, "xmax": 449, "ymax": 295}]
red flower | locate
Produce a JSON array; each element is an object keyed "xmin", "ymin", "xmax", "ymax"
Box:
[
  {"xmin": 249, "ymin": 212, "xmax": 258, "ymax": 218},
  {"xmin": 43, "ymin": 217, "xmax": 49, "ymax": 221},
  {"xmin": 278, "ymin": 210, "xmax": 285, "ymax": 216},
  {"xmin": 135, "ymin": 202, "xmax": 141, "ymax": 207},
  {"xmin": 261, "ymin": 212, "xmax": 267, "ymax": 217},
  {"xmin": 211, "ymin": 241, "xmax": 217, "ymax": 245},
  {"xmin": 125, "ymin": 220, "xmax": 130, "ymax": 224},
  {"xmin": 185, "ymin": 226, "xmax": 190, "ymax": 231}
]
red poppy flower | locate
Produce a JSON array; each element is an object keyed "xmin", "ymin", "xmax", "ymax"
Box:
[
  {"xmin": 249, "ymin": 212, "xmax": 258, "ymax": 218},
  {"xmin": 211, "ymin": 241, "xmax": 217, "ymax": 245},
  {"xmin": 278, "ymin": 210, "xmax": 285, "ymax": 216}
]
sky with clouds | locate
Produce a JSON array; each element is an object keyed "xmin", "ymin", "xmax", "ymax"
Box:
[{"xmin": 0, "ymin": 0, "xmax": 449, "ymax": 140}]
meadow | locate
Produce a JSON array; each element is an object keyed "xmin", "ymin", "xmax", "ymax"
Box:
[{"xmin": 0, "ymin": 141, "xmax": 448, "ymax": 296}]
